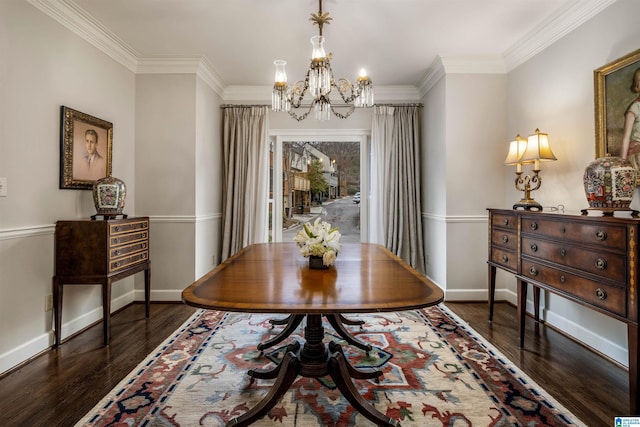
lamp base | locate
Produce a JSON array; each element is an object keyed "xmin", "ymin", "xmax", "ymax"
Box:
[{"xmin": 513, "ymin": 199, "xmax": 543, "ymax": 211}]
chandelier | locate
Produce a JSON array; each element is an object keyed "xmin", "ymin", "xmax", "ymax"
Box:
[{"xmin": 271, "ymin": 0, "xmax": 374, "ymax": 121}]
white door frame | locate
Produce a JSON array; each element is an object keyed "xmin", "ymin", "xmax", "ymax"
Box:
[{"xmin": 270, "ymin": 129, "xmax": 371, "ymax": 243}]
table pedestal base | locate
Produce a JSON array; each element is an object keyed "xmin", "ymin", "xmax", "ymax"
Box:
[{"xmin": 227, "ymin": 314, "xmax": 399, "ymax": 427}]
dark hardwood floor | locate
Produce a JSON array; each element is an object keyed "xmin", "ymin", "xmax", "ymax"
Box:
[{"xmin": 0, "ymin": 301, "xmax": 626, "ymax": 426}]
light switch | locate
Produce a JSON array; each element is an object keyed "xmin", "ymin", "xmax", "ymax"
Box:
[{"xmin": 0, "ymin": 177, "xmax": 6, "ymax": 197}]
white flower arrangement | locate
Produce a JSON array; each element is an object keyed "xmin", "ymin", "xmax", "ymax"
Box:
[{"xmin": 294, "ymin": 218, "xmax": 342, "ymax": 266}]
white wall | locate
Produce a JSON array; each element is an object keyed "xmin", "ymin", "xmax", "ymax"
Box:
[
  {"xmin": 0, "ymin": 1, "xmax": 136, "ymax": 373},
  {"xmin": 504, "ymin": 0, "xmax": 639, "ymax": 366},
  {"xmin": 422, "ymin": 72, "xmax": 507, "ymax": 299}
]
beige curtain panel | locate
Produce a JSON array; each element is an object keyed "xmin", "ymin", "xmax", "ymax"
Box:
[
  {"xmin": 371, "ymin": 105, "xmax": 425, "ymax": 274},
  {"xmin": 221, "ymin": 106, "xmax": 270, "ymax": 261}
]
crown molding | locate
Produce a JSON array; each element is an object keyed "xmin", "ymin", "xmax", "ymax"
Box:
[
  {"xmin": 26, "ymin": 0, "xmax": 139, "ymax": 72},
  {"xmin": 136, "ymin": 57, "xmax": 225, "ymax": 97},
  {"xmin": 504, "ymin": 0, "xmax": 616, "ymax": 71},
  {"xmin": 418, "ymin": 0, "xmax": 616, "ymax": 96}
]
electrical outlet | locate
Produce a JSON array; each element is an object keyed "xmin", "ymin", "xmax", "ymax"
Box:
[
  {"xmin": 0, "ymin": 177, "xmax": 7, "ymax": 197},
  {"xmin": 45, "ymin": 294, "xmax": 53, "ymax": 312}
]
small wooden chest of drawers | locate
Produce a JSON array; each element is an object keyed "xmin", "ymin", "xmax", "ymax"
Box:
[{"xmin": 53, "ymin": 217, "xmax": 151, "ymax": 347}]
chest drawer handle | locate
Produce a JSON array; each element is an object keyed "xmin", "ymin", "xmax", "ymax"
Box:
[
  {"xmin": 560, "ymin": 248, "xmax": 567, "ymax": 257},
  {"xmin": 113, "ymin": 238, "xmax": 120, "ymax": 244},
  {"xmin": 595, "ymin": 258, "xmax": 607, "ymax": 270},
  {"xmin": 560, "ymin": 275, "xmax": 566, "ymax": 283},
  {"xmin": 595, "ymin": 288, "xmax": 607, "ymax": 300},
  {"xmin": 503, "ymin": 218, "xmax": 509, "ymax": 226},
  {"xmin": 530, "ymin": 243, "xmax": 538, "ymax": 252},
  {"xmin": 141, "ymin": 233, "xmax": 147, "ymax": 238},
  {"xmin": 113, "ymin": 261, "xmax": 121, "ymax": 268},
  {"xmin": 502, "ymin": 255, "xmax": 509, "ymax": 263},
  {"xmin": 560, "ymin": 226, "xmax": 566, "ymax": 233},
  {"xmin": 530, "ymin": 222, "xmax": 538, "ymax": 231},
  {"xmin": 113, "ymin": 250, "xmax": 121, "ymax": 256},
  {"xmin": 142, "ymin": 243, "xmax": 147, "ymax": 249},
  {"xmin": 595, "ymin": 230, "xmax": 607, "ymax": 241},
  {"xmin": 529, "ymin": 266, "xmax": 538, "ymax": 276},
  {"xmin": 114, "ymin": 226, "xmax": 120, "ymax": 232},
  {"xmin": 502, "ymin": 235, "xmax": 509, "ymax": 243}
]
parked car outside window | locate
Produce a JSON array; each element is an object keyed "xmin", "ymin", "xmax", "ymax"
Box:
[{"xmin": 353, "ymin": 192, "xmax": 361, "ymax": 204}]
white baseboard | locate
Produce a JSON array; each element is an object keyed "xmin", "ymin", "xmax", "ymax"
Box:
[{"xmin": 0, "ymin": 290, "xmax": 135, "ymax": 376}]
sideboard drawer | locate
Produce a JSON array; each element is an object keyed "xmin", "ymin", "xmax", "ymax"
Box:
[
  {"xmin": 521, "ymin": 259, "xmax": 626, "ymax": 317},
  {"xmin": 110, "ymin": 219, "xmax": 149, "ymax": 235},
  {"xmin": 490, "ymin": 247, "xmax": 517, "ymax": 272},
  {"xmin": 521, "ymin": 237, "xmax": 626, "ymax": 283},
  {"xmin": 491, "ymin": 230, "xmax": 517, "ymax": 251},
  {"xmin": 492, "ymin": 212, "xmax": 517, "ymax": 231},
  {"xmin": 521, "ymin": 217, "xmax": 626, "ymax": 250}
]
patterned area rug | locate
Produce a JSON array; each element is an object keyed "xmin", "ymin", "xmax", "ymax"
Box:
[{"xmin": 76, "ymin": 305, "xmax": 586, "ymax": 426}]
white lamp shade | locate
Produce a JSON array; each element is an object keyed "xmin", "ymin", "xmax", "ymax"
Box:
[
  {"xmin": 504, "ymin": 135, "xmax": 528, "ymax": 165},
  {"xmin": 520, "ymin": 129, "xmax": 557, "ymax": 164}
]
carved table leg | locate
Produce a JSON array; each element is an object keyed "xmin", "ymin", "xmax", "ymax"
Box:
[
  {"xmin": 339, "ymin": 314, "xmax": 365, "ymax": 328},
  {"xmin": 328, "ymin": 350, "xmax": 400, "ymax": 426},
  {"xmin": 326, "ymin": 314, "xmax": 373, "ymax": 353},
  {"xmin": 226, "ymin": 351, "xmax": 301, "ymax": 427},
  {"xmin": 257, "ymin": 315, "xmax": 304, "ymax": 352}
]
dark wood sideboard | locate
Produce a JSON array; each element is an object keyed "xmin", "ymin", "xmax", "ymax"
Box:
[
  {"xmin": 488, "ymin": 208, "xmax": 639, "ymax": 414},
  {"xmin": 53, "ymin": 217, "xmax": 151, "ymax": 347}
]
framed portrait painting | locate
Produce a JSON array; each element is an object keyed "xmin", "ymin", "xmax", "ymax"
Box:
[
  {"xmin": 595, "ymin": 50, "xmax": 640, "ymax": 173},
  {"xmin": 59, "ymin": 106, "xmax": 113, "ymax": 189}
]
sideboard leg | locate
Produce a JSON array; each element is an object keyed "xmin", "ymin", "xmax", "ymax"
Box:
[
  {"xmin": 488, "ymin": 265, "xmax": 496, "ymax": 321},
  {"xmin": 629, "ymin": 324, "xmax": 639, "ymax": 414},
  {"xmin": 517, "ymin": 279, "xmax": 527, "ymax": 348},
  {"xmin": 53, "ymin": 277, "xmax": 62, "ymax": 348}
]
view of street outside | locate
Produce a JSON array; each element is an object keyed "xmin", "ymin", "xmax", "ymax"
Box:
[{"xmin": 282, "ymin": 195, "xmax": 361, "ymax": 243}]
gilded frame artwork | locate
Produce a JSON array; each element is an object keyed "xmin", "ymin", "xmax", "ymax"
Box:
[
  {"xmin": 594, "ymin": 48, "xmax": 640, "ymax": 184},
  {"xmin": 60, "ymin": 106, "xmax": 113, "ymax": 189}
]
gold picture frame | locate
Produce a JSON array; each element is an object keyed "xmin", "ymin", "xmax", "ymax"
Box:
[
  {"xmin": 594, "ymin": 49, "xmax": 640, "ymax": 172},
  {"xmin": 59, "ymin": 106, "xmax": 113, "ymax": 189}
]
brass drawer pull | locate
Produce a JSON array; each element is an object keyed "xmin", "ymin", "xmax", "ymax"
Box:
[
  {"xmin": 595, "ymin": 288, "xmax": 607, "ymax": 300},
  {"xmin": 530, "ymin": 243, "xmax": 538, "ymax": 252},
  {"xmin": 530, "ymin": 222, "xmax": 538, "ymax": 231},
  {"xmin": 113, "ymin": 261, "xmax": 121, "ymax": 268},
  {"xmin": 560, "ymin": 248, "xmax": 567, "ymax": 257},
  {"xmin": 503, "ymin": 218, "xmax": 509, "ymax": 226},
  {"xmin": 114, "ymin": 250, "xmax": 121, "ymax": 256},
  {"xmin": 502, "ymin": 255, "xmax": 509, "ymax": 263},
  {"xmin": 142, "ymin": 243, "xmax": 147, "ymax": 249},
  {"xmin": 595, "ymin": 258, "xmax": 607, "ymax": 270},
  {"xmin": 141, "ymin": 233, "xmax": 147, "ymax": 238},
  {"xmin": 560, "ymin": 275, "xmax": 566, "ymax": 283},
  {"xmin": 595, "ymin": 230, "xmax": 607, "ymax": 241},
  {"xmin": 502, "ymin": 235, "xmax": 509, "ymax": 243},
  {"xmin": 529, "ymin": 266, "xmax": 538, "ymax": 276},
  {"xmin": 141, "ymin": 253, "xmax": 147, "ymax": 259},
  {"xmin": 114, "ymin": 226, "xmax": 120, "ymax": 232}
]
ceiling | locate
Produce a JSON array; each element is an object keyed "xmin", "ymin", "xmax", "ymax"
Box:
[{"xmin": 35, "ymin": 0, "xmax": 613, "ymax": 97}]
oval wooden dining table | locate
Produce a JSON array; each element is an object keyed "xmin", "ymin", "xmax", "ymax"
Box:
[{"xmin": 182, "ymin": 242, "xmax": 444, "ymax": 427}]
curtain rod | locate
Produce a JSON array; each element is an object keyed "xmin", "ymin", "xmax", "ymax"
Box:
[
  {"xmin": 220, "ymin": 104, "xmax": 269, "ymax": 108},
  {"xmin": 374, "ymin": 103, "xmax": 423, "ymax": 107}
]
